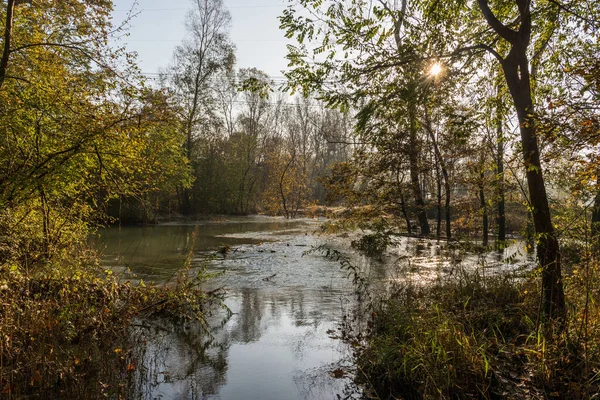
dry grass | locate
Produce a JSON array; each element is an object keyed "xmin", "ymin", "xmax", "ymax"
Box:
[
  {"xmin": 353, "ymin": 255, "xmax": 600, "ymax": 400},
  {"xmin": 0, "ymin": 258, "xmax": 220, "ymax": 399}
]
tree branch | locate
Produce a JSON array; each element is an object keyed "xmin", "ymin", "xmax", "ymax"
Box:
[
  {"xmin": 546, "ymin": 0, "xmax": 597, "ymax": 25},
  {"xmin": 452, "ymin": 44, "xmax": 504, "ymax": 63},
  {"xmin": 11, "ymin": 41, "xmax": 95, "ymax": 53},
  {"xmin": 378, "ymin": 0, "xmax": 407, "ymax": 49},
  {"xmin": 477, "ymin": 0, "xmax": 519, "ymax": 43},
  {"xmin": 360, "ymin": 43, "xmax": 502, "ymax": 75},
  {"xmin": 4, "ymin": 75, "xmax": 31, "ymax": 84}
]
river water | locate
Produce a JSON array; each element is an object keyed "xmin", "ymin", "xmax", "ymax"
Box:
[
  {"xmin": 94, "ymin": 216, "xmax": 533, "ymax": 399},
  {"xmin": 96, "ymin": 216, "xmax": 365, "ymax": 400}
]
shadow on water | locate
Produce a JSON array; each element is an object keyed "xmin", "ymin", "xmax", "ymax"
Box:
[{"xmin": 94, "ymin": 217, "xmax": 535, "ymax": 399}]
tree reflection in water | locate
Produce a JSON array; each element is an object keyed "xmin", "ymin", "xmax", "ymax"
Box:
[
  {"xmin": 127, "ymin": 284, "xmax": 359, "ymax": 399},
  {"xmin": 94, "ymin": 218, "xmax": 533, "ymax": 399}
]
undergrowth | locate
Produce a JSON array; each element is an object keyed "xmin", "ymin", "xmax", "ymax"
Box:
[
  {"xmin": 351, "ymin": 258, "xmax": 600, "ymax": 400},
  {"xmin": 0, "ymin": 229, "xmax": 222, "ymax": 399}
]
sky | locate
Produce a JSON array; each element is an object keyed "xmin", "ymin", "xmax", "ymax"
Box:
[{"xmin": 111, "ymin": 0, "xmax": 292, "ymax": 82}]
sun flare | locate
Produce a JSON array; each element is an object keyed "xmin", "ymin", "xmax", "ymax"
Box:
[{"xmin": 429, "ymin": 63, "xmax": 442, "ymax": 76}]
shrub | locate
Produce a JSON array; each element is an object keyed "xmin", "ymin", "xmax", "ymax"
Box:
[{"xmin": 353, "ymin": 261, "xmax": 600, "ymax": 399}]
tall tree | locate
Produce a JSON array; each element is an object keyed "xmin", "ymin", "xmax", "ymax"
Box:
[
  {"xmin": 235, "ymin": 68, "xmax": 272, "ymax": 214},
  {"xmin": 473, "ymin": 0, "xmax": 565, "ymax": 321},
  {"xmin": 494, "ymin": 81, "xmax": 507, "ymax": 247},
  {"xmin": 282, "ymin": 0, "xmax": 435, "ymax": 234},
  {"xmin": 162, "ymin": 0, "xmax": 235, "ymax": 215}
]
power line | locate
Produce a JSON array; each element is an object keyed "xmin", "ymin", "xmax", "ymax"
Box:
[
  {"xmin": 140, "ymin": 75, "xmax": 331, "ymax": 85},
  {"xmin": 142, "ymin": 72, "xmax": 289, "ymax": 78},
  {"xmin": 140, "ymin": 72, "xmax": 291, "ymax": 80},
  {"xmin": 124, "ymin": 39, "xmax": 288, "ymax": 43},
  {"xmin": 113, "ymin": 4, "xmax": 286, "ymax": 12}
]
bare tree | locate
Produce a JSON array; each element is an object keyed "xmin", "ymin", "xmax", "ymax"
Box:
[{"xmin": 162, "ymin": 0, "xmax": 235, "ymax": 214}]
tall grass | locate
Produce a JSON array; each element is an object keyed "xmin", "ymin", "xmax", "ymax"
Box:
[
  {"xmin": 0, "ymin": 224, "xmax": 221, "ymax": 399},
  {"xmin": 352, "ymin": 253, "xmax": 600, "ymax": 399}
]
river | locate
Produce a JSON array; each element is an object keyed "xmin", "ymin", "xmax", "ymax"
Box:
[
  {"xmin": 94, "ymin": 216, "xmax": 532, "ymax": 399},
  {"xmin": 95, "ymin": 216, "xmax": 366, "ymax": 400}
]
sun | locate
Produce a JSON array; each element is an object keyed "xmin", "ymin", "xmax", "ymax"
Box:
[{"xmin": 429, "ymin": 63, "xmax": 442, "ymax": 77}]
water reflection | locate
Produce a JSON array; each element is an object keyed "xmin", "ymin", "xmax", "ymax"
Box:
[
  {"xmin": 380, "ymin": 236, "xmax": 535, "ymax": 288},
  {"xmin": 96, "ymin": 217, "xmax": 359, "ymax": 399},
  {"xmin": 94, "ymin": 217, "xmax": 535, "ymax": 399},
  {"xmin": 129, "ymin": 288, "xmax": 355, "ymax": 399}
]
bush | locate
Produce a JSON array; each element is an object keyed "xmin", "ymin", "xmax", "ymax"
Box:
[
  {"xmin": 352, "ymin": 261, "xmax": 600, "ymax": 399},
  {"xmin": 0, "ymin": 234, "xmax": 220, "ymax": 399},
  {"xmin": 351, "ymin": 232, "xmax": 391, "ymax": 257},
  {"xmin": 351, "ymin": 219, "xmax": 392, "ymax": 257}
]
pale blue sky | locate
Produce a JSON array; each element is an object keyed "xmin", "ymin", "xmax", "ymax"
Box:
[{"xmin": 111, "ymin": 0, "xmax": 291, "ymax": 80}]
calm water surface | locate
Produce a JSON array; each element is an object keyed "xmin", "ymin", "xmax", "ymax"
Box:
[
  {"xmin": 94, "ymin": 216, "xmax": 533, "ymax": 399},
  {"xmin": 95, "ymin": 216, "xmax": 363, "ymax": 400}
]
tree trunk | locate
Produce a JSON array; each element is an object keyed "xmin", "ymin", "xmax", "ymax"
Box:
[
  {"xmin": 423, "ymin": 106, "xmax": 450, "ymax": 239},
  {"xmin": 496, "ymin": 87, "xmax": 506, "ymax": 247},
  {"xmin": 0, "ymin": 0, "xmax": 15, "ymax": 91},
  {"xmin": 180, "ymin": 186, "xmax": 193, "ymax": 215},
  {"xmin": 408, "ymin": 103, "xmax": 430, "ymax": 235},
  {"xmin": 399, "ymin": 190, "xmax": 412, "ymax": 235},
  {"xmin": 435, "ymin": 159, "xmax": 442, "ymax": 239},
  {"xmin": 502, "ymin": 43, "xmax": 565, "ymax": 322},
  {"xmin": 479, "ymin": 171, "xmax": 489, "ymax": 246},
  {"xmin": 395, "ymin": 170, "xmax": 412, "ymax": 234},
  {"xmin": 478, "ymin": 0, "xmax": 565, "ymax": 323},
  {"xmin": 592, "ymin": 173, "xmax": 600, "ymax": 240},
  {"xmin": 39, "ymin": 185, "xmax": 50, "ymax": 258},
  {"xmin": 444, "ymin": 178, "xmax": 451, "ymax": 240},
  {"xmin": 391, "ymin": 7, "xmax": 428, "ymax": 236},
  {"xmin": 280, "ymin": 154, "xmax": 294, "ymax": 219},
  {"xmin": 177, "ymin": 117, "xmax": 195, "ymax": 216}
]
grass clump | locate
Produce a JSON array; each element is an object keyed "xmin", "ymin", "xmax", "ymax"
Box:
[
  {"xmin": 351, "ymin": 218, "xmax": 393, "ymax": 257},
  {"xmin": 351, "ymin": 232, "xmax": 391, "ymax": 257},
  {"xmin": 354, "ymin": 262, "xmax": 600, "ymax": 399}
]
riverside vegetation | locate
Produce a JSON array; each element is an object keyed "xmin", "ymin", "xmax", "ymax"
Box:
[
  {"xmin": 343, "ymin": 233, "xmax": 600, "ymax": 399},
  {"xmin": 1, "ymin": 0, "xmax": 599, "ymax": 398},
  {"xmin": 315, "ymin": 216, "xmax": 600, "ymax": 399},
  {"xmin": 0, "ymin": 219, "xmax": 224, "ymax": 398}
]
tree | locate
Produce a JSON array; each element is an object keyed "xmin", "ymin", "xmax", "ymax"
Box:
[
  {"xmin": 235, "ymin": 68, "xmax": 273, "ymax": 214},
  {"xmin": 0, "ymin": 0, "xmax": 189, "ymax": 262},
  {"xmin": 161, "ymin": 0, "xmax": 235, "ymax": 215},
  {"xmin": 279, "ymin": 0, "xmax": 600, "ymax": 323},
  {"xmin": 494, "ymin": 80, "xmax": 508, "ymax": 247},
  {"xmin": 472, "ymin": 0, "xmax": 566, "ymax": 321},
  {"xmin": 282, "ymin": 0, "xmax": 438, "ymax": 235}
]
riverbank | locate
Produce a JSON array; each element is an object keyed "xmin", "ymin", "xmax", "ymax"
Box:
[
  {"xmin": 3, "ymin": 216, "xmax": 362, "ymax": 399},
  {"xmin": 0, "ymin": 251, "xmax": 221, "ymax": 399},
  {"xmin": 6, "ymin": 215, "xmax": 595, "ymax": 399},
  {"xmin": 347, "ymin": 243, "xmax": 600, "ymax": 399}
]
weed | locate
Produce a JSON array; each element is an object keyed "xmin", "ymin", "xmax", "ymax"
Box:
[
  {"xmin": 350, "ymin": 262, "xmax": 600, "ymax": 399},
  {"xmin": 0, "ymin": 230, "xmax": 222, "ymax": 399}
]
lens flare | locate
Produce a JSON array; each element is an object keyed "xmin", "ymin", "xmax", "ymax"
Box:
[{"xmin": 429, "ymin": 63, "xmax": 442, "ymax": 76}]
